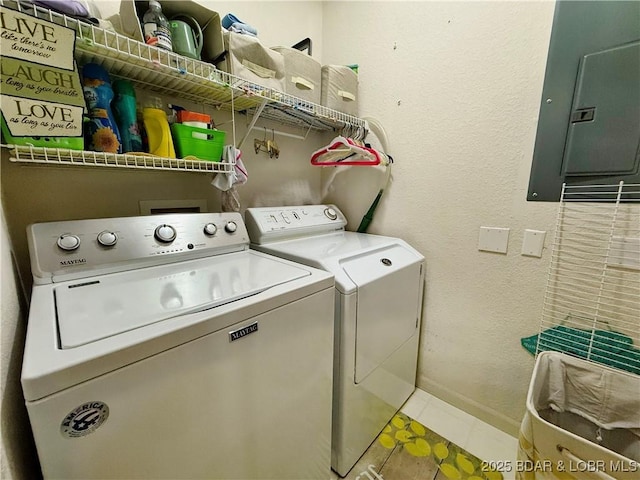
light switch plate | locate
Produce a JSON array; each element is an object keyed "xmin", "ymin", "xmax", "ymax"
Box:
[
  {"xmin": 478, "ymin": 227, "xmax": 510, "ymax": 254},
  {"xmin": 521, "ymin": 229, "xmax": 546, "ymax": 257}
]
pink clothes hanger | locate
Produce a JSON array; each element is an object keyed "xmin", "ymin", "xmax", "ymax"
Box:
[{"xmin": 310, "ymin": 136, "xmax": 381, "ymax": 166}]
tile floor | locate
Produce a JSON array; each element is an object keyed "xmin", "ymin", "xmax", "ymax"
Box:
[
  {"xmin": 400, "ymin": 388, "xmax": 519, "ymax": 479},
  {"xmin": 331, "ymin": 387, "xmax": 519, "ymax": 479}
]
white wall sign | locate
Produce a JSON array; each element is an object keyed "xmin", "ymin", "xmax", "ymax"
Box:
[
  {"xmin": 0, "ymin": 95, "xmax": 83, "ymax": 137},
  {"xmin": 0, "ymin": 57, "xmax": 84, "ymax": 107},
  {"xmin": 0, "ymin": 5, "xmax": 76, "ymax": 71}
]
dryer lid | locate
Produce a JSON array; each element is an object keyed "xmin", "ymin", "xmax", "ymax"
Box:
[
  {"xmin": 253, "ymin": 231, "xmax": 423, "ymax": 294},
  {"xmin": 55, "ymin": 251, "xmax": 310, "ymax": 348}
]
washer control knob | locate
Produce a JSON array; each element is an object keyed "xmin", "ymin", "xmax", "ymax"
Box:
[
  {"xmin": 97, "ymin": 230, "xmax": 117, "ymax": 247},
  {"xmin": 154, "ymin": 224, "xmax": 176, "ymax": 243},
  {"xmin": 324, "ymin": 207, "xmax": 338, "ymax": 220},
  {"xmin": 203, "ymin": 223, "xmax": 217, "ymax": 236},
  {"xmin": 225, "ymin": 221, "xmax": 238, "ymax": 234},
  {"xmin": 57, "ymin": 234, "xmax": 81, "ymax": 251}
]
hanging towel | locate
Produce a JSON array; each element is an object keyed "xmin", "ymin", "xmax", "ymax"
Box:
[
  {"xmin": 212, "ymin": 146, "xmax": 247, "ymax": 213},
  {"xmin": 211, "ymin": 145, "xmax": 248, "ymax": 192}
]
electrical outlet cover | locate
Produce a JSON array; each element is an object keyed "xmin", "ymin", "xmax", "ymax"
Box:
[
  {"xmin": 522, "ymin": 229, "xmax": 546, "ymax": 257},
  {"xmin": 478, "ymin": 227, "xmax": 510, "ymax": 254}
]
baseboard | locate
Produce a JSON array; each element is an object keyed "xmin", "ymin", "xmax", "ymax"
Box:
[{"xmin": 418, "ymin": 379, "xmax": 521, "ymax": 437}]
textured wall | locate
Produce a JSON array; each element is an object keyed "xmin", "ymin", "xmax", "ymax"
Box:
[
  {"xmin": 1, "ymin": 207, "xmax": 40, "ymax": 479},
  {"xmin": 322, "ymin": 1, "xmax": 558, "ymax": 434}
]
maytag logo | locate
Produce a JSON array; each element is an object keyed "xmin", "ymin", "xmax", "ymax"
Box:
[
  {"xmin": 59, "ymin": 258, "xmax": 87, "ymax": 267},
  {"xmin": 229, "ymin": 322, "xmax": 258, "ymax": 342}
]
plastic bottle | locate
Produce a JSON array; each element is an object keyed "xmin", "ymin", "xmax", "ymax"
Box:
[
  {"xmin": 142, "ymin": 1, "xmax": 172, "ymax": 51},
  {"xmin": 143, "ymin": 97, "xmax": 176, "ymax": 158},
  {"xmin": 112, "ymin": 79, "xmax": 143, "ymax": 152},
  {"xmin": 82, "ymin": 63, "xmax": 122, "ymax": 154},
  {"xmin": 177, "ymin": 110, "xmax": 211, "ymax": 140}
]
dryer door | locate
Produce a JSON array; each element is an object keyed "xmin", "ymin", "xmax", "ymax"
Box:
[{"xmin": 342, "ymin": 245, "xmax": 423, "ymax": 383}]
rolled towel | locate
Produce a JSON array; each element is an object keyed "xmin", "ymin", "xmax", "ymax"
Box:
[
  {"xmin": 222, "ymin": 13, "xmax": 257, "ymax": 36},
  {"xmin": 228, "ymin": 22, "xmax": 257, "ymax": 37}
]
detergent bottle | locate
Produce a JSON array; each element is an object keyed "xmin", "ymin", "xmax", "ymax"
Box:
[
  {"xmin": 112, "ymin": 79, "xmax": 143, "ymax": 152},
  {"xmin": 82, "ymin": 63, "xmax": 122, "ymax": 153},
  {"xmin": 142, "ymin": 97, "xmax": 176, "ymax": 158}
]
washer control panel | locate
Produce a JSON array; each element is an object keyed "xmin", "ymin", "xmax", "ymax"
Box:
[
  {"xmin": 28, "ymin": 212, "xmax": 249, "ymax": 283},
  {"xmin": 245, "ymin": 204, "xmax": 347, "ymax": 244}
]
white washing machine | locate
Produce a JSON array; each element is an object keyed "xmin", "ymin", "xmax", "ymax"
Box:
[
  {"xmin": 245, "ymin": 205, "xmax": 425, "ymax": 477},
  {"xmin": 22, "ymin": 212, "xmax": 334, "ymax": 479}
]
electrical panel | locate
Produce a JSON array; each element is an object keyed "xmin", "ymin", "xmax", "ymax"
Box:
[{"xmin": 528, "ymin": 1, "xmax": 640, "ymax": 201}]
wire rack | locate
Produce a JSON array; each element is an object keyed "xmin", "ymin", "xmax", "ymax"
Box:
[
  {"xmin": 5, "ymin": 144, "xmax": 234, "ymax": 172},
  {"xmin": 0, "ymin": 0, "xmax": 365, "ymax": 133},
  {"xmin": 534, "ymin": 182, "xmax": 640, "ymax": 375},
  {"xmin": 0, "ymin": 0, "xmax": 366, "ymax": 172}
]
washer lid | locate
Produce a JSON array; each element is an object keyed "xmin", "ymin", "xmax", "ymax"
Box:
[{"xmin": 55, "ymin": 251, "xmax": 310, "ymax": 348}]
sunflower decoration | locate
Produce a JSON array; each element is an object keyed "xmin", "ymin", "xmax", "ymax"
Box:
[
  {"xmin": 92, "ymin": 126, "xmax": 120, "ymax": 153},
  {"xmin": 377, "ymin": 412, "xmax": 503, "ymax": 480}
]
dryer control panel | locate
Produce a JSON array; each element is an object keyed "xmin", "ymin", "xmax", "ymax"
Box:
[
  {"xmin": 245, "ymin": 205, "xmax": 347, "ymax": 244},
  {"xmin": 28, "ymin": 213, "xmax": 249, "ymax": 284}
]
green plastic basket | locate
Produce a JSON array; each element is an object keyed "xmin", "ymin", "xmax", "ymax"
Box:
[
  {"xmin": 171, "ymin": 124, "xmax": 225, "ymax": 162},
  {"xmin": 1, "ymin": 113, "xmax": 84, "ymax": 150}
]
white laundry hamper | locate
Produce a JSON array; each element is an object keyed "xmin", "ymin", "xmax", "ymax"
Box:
[{"xmin": 517, "ymin": 352, "xmax": 640, "ymax": 480}]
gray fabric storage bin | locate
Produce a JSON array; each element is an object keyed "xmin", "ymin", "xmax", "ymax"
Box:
[
  {"xmin": 271, "ymin": 46, "xmax": 321, "ymax": 104},
  {"xmin": 321, "ymin": 65, "xmax": 358, "ymax": 115},
  {"xmin": 218, "ymin": 31, "xmax": 286, "ymax": 92}
]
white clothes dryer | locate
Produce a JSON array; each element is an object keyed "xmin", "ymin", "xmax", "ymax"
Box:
[
  {"xmin": 245, "ymin": 205, "xmax": 425, "ymax": 477},
  {"xmin": 22, "ymin": 212, "xmax": 334, "ymax": 479}
]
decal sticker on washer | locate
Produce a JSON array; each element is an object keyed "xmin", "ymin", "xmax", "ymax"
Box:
[
  {"xmin": 60, "ymin": 401, "xmax": 109, "ymax": 438},
  {"xmin": 229, "ymin": 322, "xmax": 258, "ymax": 342}
]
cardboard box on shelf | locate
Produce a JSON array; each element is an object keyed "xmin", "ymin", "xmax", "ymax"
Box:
[{"xmin": 118, "ymin": 0, "xmax": 224, "ymax": 64}]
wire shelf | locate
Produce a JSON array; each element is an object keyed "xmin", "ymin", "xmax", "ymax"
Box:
[
  {"xmin": 0, "ymin": 0, "xmax": 365, "ymax": 133},
  {"xmin": 533, "ymin": 182, "xmax": 640, "ymax": 375},
  {"xmin": 5, "ymin": 144, "xmax": 232, "ymax": 173}
]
